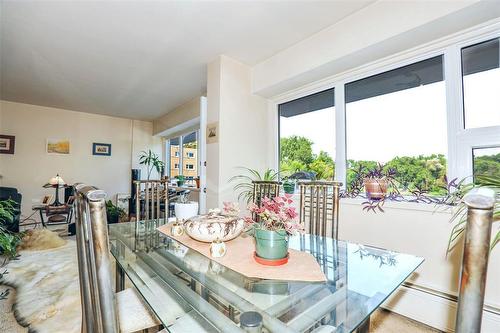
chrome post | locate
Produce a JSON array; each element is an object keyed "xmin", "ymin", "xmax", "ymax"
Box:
[
  {"xmin": 75, "ymin": 185, "xmax": 119, "ymax": 333},
  {"xmin": 145, "ymin": 181, "xmax": 150, "ymax": 220},
  {"xmin": 455, "ymin": 188, "xmax": 495, "ymax": 333},
  {"xmin": 135, "ymin": 180, "xmax": 140, "ymax": 222},
  {"xmin": 332, "ymin": 181, "xmax": 342, "ymax": 240}
]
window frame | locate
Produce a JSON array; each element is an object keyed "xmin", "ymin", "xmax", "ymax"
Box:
[
  {"xmin": 273, "ymin": 23, "xmax": 500, "ymax": 195},
  {"xmin": 164, "ymin": 129, "xmax": 200, "ymax": 178}
]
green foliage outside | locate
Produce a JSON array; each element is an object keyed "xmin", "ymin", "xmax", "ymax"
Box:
[
  {"xmin": 474, "ymin": 153, "xmax": 500, "ymax": 185},
  {"xmin": 280, "ymin": 135, "xmax": 500, "ymax": 196},
  {"xmin": 280, "ymin": 136, "xmax": 335, "ymax": 180}
]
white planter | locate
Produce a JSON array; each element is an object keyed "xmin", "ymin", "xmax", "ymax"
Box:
[{"xmin": 174, "ymin": 201, "xmax": 199, "ymax": 220}]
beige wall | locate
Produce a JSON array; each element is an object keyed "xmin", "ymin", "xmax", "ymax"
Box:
[
  {"xmin": 153, "ymin": 96, "xmax": 201, "ymax": 136},
  {"xmin": 0, "ymin": 100, "xmax": 160, "ymax": 218},
  {"xmin": 206, "ymin": 55, "xmax": 270, "ymax": 208}
]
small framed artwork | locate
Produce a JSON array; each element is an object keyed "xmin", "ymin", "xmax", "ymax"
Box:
[
  {"xmin": 42, "ymin": 195, "xmax": 53, "ymax": 205},
  {"xmin": 206, "ymin": 122, "xmax": 218, "ymax": 144},
  {"xmin": 92, "ymin": 143, "xmax": 112, "ymax": 156},
  {"xmin": 47, "ymin": 138, "xmax": 70, "ymax": 154},
  {"xmin": 0, "ymin": 135, "xmax": 15, "ymax": 154}
]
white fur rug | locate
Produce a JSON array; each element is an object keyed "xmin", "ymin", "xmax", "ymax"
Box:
[{"xmin": 0, "ymin": 240, "xmax": 81, "ymax": 333}]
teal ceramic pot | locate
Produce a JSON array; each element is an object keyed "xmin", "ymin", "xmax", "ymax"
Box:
[
  {"xmin": 254, "ymin": 228, "xmax": 289, "ymax": 260},
  {"xmin": 283, "ymin": 182, "xmax": 295, "ymax": 194}
]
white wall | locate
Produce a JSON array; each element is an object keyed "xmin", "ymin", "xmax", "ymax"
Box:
[
  {"xmin": 339, "ymin": 200, "xmax": 500, "ymax": 331},
  {"xmin": 206, "ymin": 55, "xmax": 270, "ymax": 209},
  {"xmin": 153, "ymin": 96, "xmax": 202, "ymax": 136},
  {"xmin": 252, "ymin": 0, "xmax": 500, "ymax": 97},
  {"xmin": 0, "ymin": 100, "xmax": 161, "ymax": 218}
]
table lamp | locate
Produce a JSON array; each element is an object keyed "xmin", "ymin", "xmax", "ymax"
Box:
[{"xmin": 49, "ymin": 174, "xmax": 65, "ymax": 206}]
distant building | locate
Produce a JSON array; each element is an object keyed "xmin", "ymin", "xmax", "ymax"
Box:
[{"xmin": 170, "ymin": 145, "xmax": 197, "ymax": 177}]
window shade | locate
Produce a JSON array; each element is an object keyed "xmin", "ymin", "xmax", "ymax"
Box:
[
  {"xmin": 462, "ymin": 38, "xmax": 499, "ymax": 76},
  {"xmin": 345, "ymin": 55, "xmax": 443, "ymax": 103},
  {"xmin": 279, "ymin": 88, "xmax": 335, "ymax": 118}
]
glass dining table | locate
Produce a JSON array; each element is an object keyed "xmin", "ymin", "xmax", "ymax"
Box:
[{"xmin": 109, "ymin": 220, "xmax": 423, "ymax": 333}]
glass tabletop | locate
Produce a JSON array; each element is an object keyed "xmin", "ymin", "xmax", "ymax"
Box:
[{"xmin": 109, "ymin": 220, "xmax": 423, "ymax": 333}]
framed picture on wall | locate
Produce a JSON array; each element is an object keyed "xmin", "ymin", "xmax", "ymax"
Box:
[
  {"xmin": 47, "ymin": 138, "xmax": 70, "ymax": 154},
  {"xmin": 92, "ymin": 143, "xmax": 111, "ymax": 156},
  {"xmin": 206, "ymin": 122, "xmax": 218, "ymax": 144},
  {"xmin": 0, "ymin": 135, "xmax": 15, "ymax": 154}
]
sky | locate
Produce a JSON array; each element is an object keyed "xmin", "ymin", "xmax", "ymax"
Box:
[{"xmin": 280, "ymin": 68, "xmax": 500, "ymax": 162}]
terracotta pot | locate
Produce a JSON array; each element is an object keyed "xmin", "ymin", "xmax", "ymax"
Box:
[{"xmin": 363, "ymin": 178, "xmax": 388, "ymax": 200}]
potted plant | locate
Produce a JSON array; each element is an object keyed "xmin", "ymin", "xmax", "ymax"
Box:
[
  {"xmin": 361, "ymin": 163, "xmax": 397, "ymax": 200},
  {"xmin": 229, "ymin": 167, "xmax": 279, "ymax": 203},
  {"xmin": 245, "ymin": 195, "xmax": 303, "ymax": 261},
  {"xmin": 177, "ymin": 175, "xmax": 186, "ymax": 187},
  {"xmin": 174, "ymin": 191, "xmax": 198, "ymax": 220},
  {"xmin": 139, "ymin": 150, "xmax": 165, "ymax": 180},
  {"xmin": 106, "ymin": 200, "xmax": 126, "ymax": 224},
  {"xmin": 282, "ymin": 177, "xmax": 295, "ymax": 194}
]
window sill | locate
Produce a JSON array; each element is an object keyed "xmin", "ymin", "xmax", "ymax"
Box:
[{"xmin": 339, "ymin": 197, "xmax": 454, "ymax": 214}]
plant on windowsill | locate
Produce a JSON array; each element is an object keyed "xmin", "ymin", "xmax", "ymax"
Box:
[
  {"xmin": 229, "ymin": 167, "xmax": 279, "ymax": 204},
  {"xmin": 139, "ymin": 149, "xmax": 165, "ymax": 180},
  {"xmin": 282, "ymin": 177, "xmax": 295, "ymax": 194},
  {"xmin": 362, "ymin": 163, "xmax": 398, "ymax": 200},
  {"xmin": 176, "ymin": 175, "xmax": 185, "ymax": 187}
]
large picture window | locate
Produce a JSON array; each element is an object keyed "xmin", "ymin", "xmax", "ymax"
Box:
[
  {"xmin": 345, "ymin": 56, "xmax": 448, "ymax": 195},
  {"xmin": 276, "ymin": 32, "xmax": 500, "ymax": 202},
  {"xmin": 278, "ymin": 88, "xmax": 335, "ymax": 180}
]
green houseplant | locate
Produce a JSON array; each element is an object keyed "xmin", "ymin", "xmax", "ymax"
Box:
[
  {"xmin": 106, "ymin": 200, "xmax": 126, "ymax": 224},
  {"xmin": 282, "ymin": 177, "xmax": 295, "ymax": 194},
  {"xmin": 176, "ymin": 175, "xmax": 186, "ymax": 187},
  {"xmin": 446, "ymin": 175, "xmax": 500, "ymax": 253},
  {"xmin": 0, "ymin": 199, "xmax": 22, "ymax": 258},
  {"xmin": 0, "ymin": 199, "xmax": 23, "ymax": 301},
  {"xmin": 245, "ymin": 195, "xmax": 303, "ymax": 260},
  {"xmin": 139, "ymin": 150, "xmax": 165, "ymax": 180},
  {"xmin": 229, "ymin": 167, "xmax": 279, "ymax": 204}
]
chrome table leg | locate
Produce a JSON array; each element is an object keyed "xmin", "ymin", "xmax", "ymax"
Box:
[
  {"xmin": 357, "ymin": 317, "xmax": 370, "ymax": 333},
  {"xmin": 116, "ymin": 263, "xmax": 125, "ymax": 292}
]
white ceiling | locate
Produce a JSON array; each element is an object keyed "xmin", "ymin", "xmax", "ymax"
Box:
[{"xmin": 0, "ymin": 1, "xmax": 373, "ymax": 120}]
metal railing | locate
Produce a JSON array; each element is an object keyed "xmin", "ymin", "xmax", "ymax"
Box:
[
  {"xmin": 134, "ymin": 179, "xmax": 169, "ymax": 221},
  {"xmin": 455, "ymin": 187, "xmax": 496, "ymax": 333},
  {"xmin": 74, "ymin": 184, "xmax": 119, "ymax": 333}
]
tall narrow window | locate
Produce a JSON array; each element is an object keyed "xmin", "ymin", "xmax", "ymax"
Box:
[
  {"xmin": 182, "ymin": 131, "xmax": 198, "ymax": 178},
  {"xmin": 278, "ymin": 88, "xmax": 335, "ymax": 180},
  {"xmin": 169, "ymin": 137, "xmax": 180, "ymax": 177},
  {"xmin": 462, "ymin": 38, "xmax": 500, "ymax": 129},
  {"xmin": 345, "ymin": 56, "xmax": 448, "ymax": 195}
]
